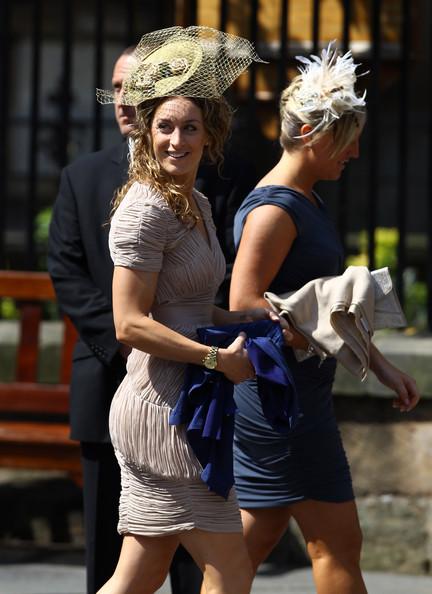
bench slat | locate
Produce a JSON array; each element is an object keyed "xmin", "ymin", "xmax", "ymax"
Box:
[
  {"xmin": 0, "ymin": 271, "xmax": 56, "ymax": 300},
  {"xmin": 0, "ymin": 383, "xmax": 70, "ymax": 414},
  {"xmin": 0, "ymin": 448, "xmax": 80, "ymax": 473},
  {"xmin": 0, "ymin": 420, "xmax": 75, "ymax": 444},
  {"xmin": 0, "ymin": 269, "xmax": 81, "ymax": 485},
  {"xmin": 0, "ymin": 443, "xmax": 82, "ymax": 484}
]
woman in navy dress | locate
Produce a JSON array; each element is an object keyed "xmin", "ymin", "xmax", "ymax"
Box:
[{"xmin": 230, "ymin": 44, "xmax": 420, "ymax": 594}]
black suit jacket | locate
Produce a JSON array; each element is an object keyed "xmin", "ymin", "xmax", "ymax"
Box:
[
  {"xmin": 48, "ymin": 142, "xmax": 129, "ymax": 442},
  {"xmin": 196, "ymin": 146, "xmax": 258, "ymax": 307}
]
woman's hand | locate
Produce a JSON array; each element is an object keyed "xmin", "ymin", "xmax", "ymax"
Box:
[
  {"xmin": 374, "ymin": 361, "xmax": 420, "ymax": 412},
  {"xmin": 370, "ymin": 345, "xmax": 420, "ymax": 412},
  {"xmin": 245, "ymin": 309, "xmax": 309, "ymax": 351},
  {"xmin": 267, "ymin": 311, "xmax": 312, "ymax": 350},
  {"xmin": 217, "ymin": 333, "xmax": 255, "ymax": 384}
]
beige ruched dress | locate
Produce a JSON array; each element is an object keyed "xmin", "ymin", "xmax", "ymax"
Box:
[{"xmin": 108, "ymin": 182, "xmax": 242, "ymax": 536}]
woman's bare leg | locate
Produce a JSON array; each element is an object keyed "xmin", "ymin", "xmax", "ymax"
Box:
[
  {"xmin": 239, "ymin": 500, "xmax": 367, "ymax": 594},
  {"xmin": 240, "ymin": 507, "xmax": 293, "ymax": 574},
  {"xmin": 291, "ymin": 499, "xmax": 368, "ymax": 594},
  {"xmin": 181, "ymin": 529, "xmax": 253, "ymax": 594},
  {"xmin": 97, "ymin": 533, "xmax": 179, "ymax": 594}
]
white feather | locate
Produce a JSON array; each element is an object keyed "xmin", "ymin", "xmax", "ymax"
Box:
[{"xmin": 293, "ymin": 41, "xmax": 366, "ymax": 136}]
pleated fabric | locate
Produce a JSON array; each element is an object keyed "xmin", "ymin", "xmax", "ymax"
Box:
[
  {"xmin": 116, "ymin": 452, "xmax": 241, "ymax": 536},
  {"xmin": 109, "ymin": 183, "xmax": 242, "ymax": 535}
]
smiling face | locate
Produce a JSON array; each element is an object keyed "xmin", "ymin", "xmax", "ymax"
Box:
[{"xmin": 150, "ymin": 96, "xmax": 208, "ymax": 187}]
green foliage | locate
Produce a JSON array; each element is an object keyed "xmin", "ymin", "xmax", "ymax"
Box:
[
  {"xmin": 34, "ymin": 207, "xmax": 52, "ymax": 271},
  {"xmin": 403, "ymin": 269, "xmax": 428, "ymax": 331},
  {"xmin": 35, "ymin": 207, "xmax": 52, "ymax": 245},
  {"xmin": 0, "ymin": 207, "xmax": 56, "ymax": 320},
  {"xmin": 347, "ymin": 227, "xmax": 427, "ymax": 331},
  {"xmin": 0, "ymin": 297, "xmax": 18, "ymax": 320},
  {"xmin": 347, "ymin": 228, "xmax": 399, "ymax": 272}
]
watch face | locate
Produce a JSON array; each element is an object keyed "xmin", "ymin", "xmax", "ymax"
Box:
[
  {"xmin": 204, "ymin": 348, "xmax": 218, "ymax": 369},
  {"xmin": 205, "ymin": 359, "xmax": 217, "ymax": 369}
]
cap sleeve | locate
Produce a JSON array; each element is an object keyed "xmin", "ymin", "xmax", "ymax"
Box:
[{"xmin": 109, "ymin": 184, "xmax": 172, "ymax": 272}]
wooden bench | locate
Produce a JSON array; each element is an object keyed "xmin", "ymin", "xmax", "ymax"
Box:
[{"xmin": 0, "ymin": 270, "xmax": 81, "ymax": 485}]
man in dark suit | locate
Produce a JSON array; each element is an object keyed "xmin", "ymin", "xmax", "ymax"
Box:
[
  {"xmin": 48, "ymin": 46, "xmax": 256, "ymax": 594},
  {"xmin": 48, "ymin": 47, "xmax": 135, "ymax": 594}
]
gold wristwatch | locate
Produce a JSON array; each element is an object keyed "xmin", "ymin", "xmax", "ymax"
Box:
[{"xmin": 202, "ymin": 346, "xmax": 219, "ymax": 369}]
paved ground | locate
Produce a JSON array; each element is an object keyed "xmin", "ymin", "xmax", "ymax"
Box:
[{"xmin": 0, "ymin": 556, "xmax": 431, "ymax": 594}]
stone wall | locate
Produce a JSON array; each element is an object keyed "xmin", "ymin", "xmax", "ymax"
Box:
[{"xmin": 332, "ymin": 333, "xmax": 432, "ymax": 575}]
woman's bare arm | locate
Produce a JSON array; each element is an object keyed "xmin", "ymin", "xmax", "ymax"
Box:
[
  {"xmin": 112, "ymin": 266, "xmax": 254, "ymax": 383},
  {"xmin": 369, "ymin": 343, "xmax": 420, "ymax": 412},
  {"xmin": 230, "ymin": 204, "xmax": 307, "ymax": 349},
  {"xmin": 211, "ymin": 305, "xmax": 271, "ymax": 326}
]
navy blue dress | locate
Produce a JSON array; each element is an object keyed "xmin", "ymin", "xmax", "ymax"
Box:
[{"xmin": 232, "ymin": 185, "xmax": 354, "ymax": 506}]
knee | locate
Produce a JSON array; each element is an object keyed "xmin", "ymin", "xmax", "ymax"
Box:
[
  {"xmin": 245, "ymin": 526, "xmax": 285, "ymax": 571},
  {"xmin": 144, "ymin": 569, "xmax": 167, "ymax": 593},
  {"xmin": 204, "ymin": 566, "xmax": 253, "ymax": 594},
  {"xmin": 308, "ymin": 526, "xmax": 363, "ymax": 566},
  {"xmin": 250, "ymin": 529, "xmax": 277, "ymax": 555},
  {"xmin": 113, "ymin": 565, "xmax": 167, "ymax": 594}
]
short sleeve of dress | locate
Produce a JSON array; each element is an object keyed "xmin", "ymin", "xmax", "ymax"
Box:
[
  {"xmin": 109, "ymin": 184, "xmax": 171, "ymax": 272},
  {"xmin": 234, "ymin": 186, "xmax": 304, "ymax": 249}
]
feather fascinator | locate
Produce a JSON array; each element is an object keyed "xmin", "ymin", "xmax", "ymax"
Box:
[{"xmin": 293, "ymin": 41, "xmax": 366, "ymax": 137}]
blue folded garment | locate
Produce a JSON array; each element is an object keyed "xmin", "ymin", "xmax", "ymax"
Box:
[{"xmin": 169, "ymin": 319, "xmax": 300, "ymax": 498}]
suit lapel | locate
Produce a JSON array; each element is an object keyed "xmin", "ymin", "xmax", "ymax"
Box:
[
  {"xmin": 90, "ymin": 142, "xmax": 129, "ymax": 227},
  {"xmin": 107, "ymin": 141, "xmax": 129, "ymax": 190}
]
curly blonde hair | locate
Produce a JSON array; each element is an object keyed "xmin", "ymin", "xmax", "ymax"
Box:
[
  {"xmin": 280, "ymin": 76, "xmax": 366, "ymax": 157},
  {"xmin": 112, "ymin": 96, "xmax": 232, "ymax": 221}
]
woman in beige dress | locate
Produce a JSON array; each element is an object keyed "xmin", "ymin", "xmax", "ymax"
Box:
[{"xmin": 96, "ymin": 27, "xmax": 267, "ymax": 594}]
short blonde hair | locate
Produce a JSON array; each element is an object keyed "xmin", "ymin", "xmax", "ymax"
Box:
[{"xmin": 279, "ymin": 75, "xmax": 366, "ymax": 156}]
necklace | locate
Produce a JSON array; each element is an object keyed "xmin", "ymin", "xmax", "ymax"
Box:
[{"xmin": 186, "ymin": 198, "xmax": 202, "ymax": 222}]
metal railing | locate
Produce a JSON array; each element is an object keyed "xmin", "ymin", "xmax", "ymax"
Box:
[{"xmin": 0, "ymin": 0, "xmax": 431, "ymax": 330}]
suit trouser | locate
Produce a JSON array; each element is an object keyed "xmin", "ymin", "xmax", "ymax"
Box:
[
  {"xmin": 80, "ymin": 442, "xmax": 202, "ymax": 594},
  {"xmin": 81, "ymin": 442, "xmax": 122, "ymax": 594}
]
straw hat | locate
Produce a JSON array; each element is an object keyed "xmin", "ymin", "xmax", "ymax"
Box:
[{"xmin": 97, "ymin": 25, "xmax": 265, "ymax": 106}]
